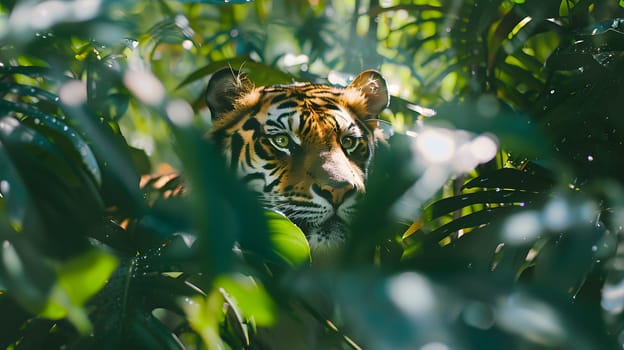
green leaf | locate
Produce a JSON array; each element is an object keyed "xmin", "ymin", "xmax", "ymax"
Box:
[
  {"xmin": 0, "ymin": 239, "xmax": 55, "ymax": 313},
  {"xmin": 532, "ymin": 224, "xmax": 604, "ymax": 298},
  {"xmin": 181, "ymin": 294, "xmax": 226, "ymax": 349},
  {"xmin": 0, "ymin": 100, "xmax": 102, "ymax": 186},
  {"xmin": 127, "ymin": 309, "xmax": 185, "ymax": 349},
  {"xmin": 426, "ymin": 207, "xmax": 516, "ymax": 243},
  {"xmin": 423, "ymin": 189, "xmax": 542, "ymax": 221},
  {"xmin": 463, "ymin": 167, "xmax": 554, "ymax": 192},
  {"xmin": 0, "ymin": 82, "xmax": 61, "ymax": 104},
  {"xmin": 546, "ymin": 18, "xmax": 624, "ymax": 71},
  {"xmin": 134, "ymin": 274, "xmax": 203, "ymax": 314},
  {"xmin": 265, "ymin": 210, "xmax": 311, "ymax": 267},
  {"xmin": 216, "ymin": 273, "xmax": 276, "ymax": 326},
  {"xmin": 0, "ymin": 142, "xmax": 29, "ymax": 234},
  {"xmin": 0, "ymin": 66, "xmax": 68, "ymax": 81},
  {"xmin": 40, "ymin": 249, "xmax": 118, "ymax": 333},
  {"xmin": 170, "ymin": 127, "xmax": 237, "ymax": 279}
]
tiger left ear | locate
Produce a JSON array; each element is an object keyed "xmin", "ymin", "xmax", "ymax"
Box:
[
  {"xmin": 205, "ymin": 68, "xmax": 253, "ymax": 120},
  {"xmin": 348, "ymin": 69, "xmax": 389, "ymax": 117}
]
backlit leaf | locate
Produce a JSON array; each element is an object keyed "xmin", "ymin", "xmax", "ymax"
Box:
[
  {"xmin": 265, "ymin": 210, "xmax": 311, "ymax": 267},
  {"xmin": 40, "ymin": 249, "xmax": 118, "ymax": 332},
  {"xmin": 216, "ymin": 273, "xmax": 276, "ymax": 326}
]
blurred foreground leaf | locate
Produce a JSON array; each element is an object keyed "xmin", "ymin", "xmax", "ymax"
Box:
[{"xmin": 40, "ymin": 250, "xmax": 118, "ymax": 333}]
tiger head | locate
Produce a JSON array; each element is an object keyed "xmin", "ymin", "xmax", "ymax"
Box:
[{"xmin": 205, "ymin": 68, "xmax": 389, "ymax": 255}]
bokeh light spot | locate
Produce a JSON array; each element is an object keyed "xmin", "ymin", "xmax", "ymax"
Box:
[
  {"xmin": 124, "ymin": 70, "xmax": 165, "ymax": 106},
  {"xmin": 502, "ymin": 211, "xmax": 541, "ymax": 244},
  {"xmin": 59, "ymin": 80, "xmax": 87, "ymax": 106},
  {"xmin": 166, "ymin": 99, "xmax": 194, "ymax": 127},
  {"xmin": 386, "ymin": 272, "xmax": 435, "ymax": 318},
  {"xmin": 542, "ymin": 198, "xmax": 570, "ymax": 231}
]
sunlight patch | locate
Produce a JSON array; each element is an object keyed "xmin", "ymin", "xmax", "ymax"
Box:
[
  {"xmin": 392, "ymin": 126, "xmax": 499, "ymax": 222},
  {"xmin": 416, "ymin": 128, "xmax": 456, "ymax": 164}
]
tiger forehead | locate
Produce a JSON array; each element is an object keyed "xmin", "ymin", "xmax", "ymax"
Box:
[
  {"xmin": 256, "ymin": 84, "xmax": 360, "ymax": 131},
  {"xmin": 262, "ymin": 83, "xmax": 345, "ymax": 107}
]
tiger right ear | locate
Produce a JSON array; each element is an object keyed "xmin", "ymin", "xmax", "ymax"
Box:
[
  {"xmin": 205, "ymin": 68, "xmax": 253, "ymax": 120},
  {"xmin": 347, "ymin": 69, "xmax": 389, "ymax": 118}
]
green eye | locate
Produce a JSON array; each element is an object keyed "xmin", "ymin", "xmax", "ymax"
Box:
[
  {"xmin": 341, "ymin": 136, "xmax": 359, "ymax": 152},
  {"xmin": 271, "ymin": 134, "xmax": 290, "ymax": 148}
]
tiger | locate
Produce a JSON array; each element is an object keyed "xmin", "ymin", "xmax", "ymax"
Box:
[{"xmin": 205, "ymin": 68, "xmax": 389, "ymax": 256}]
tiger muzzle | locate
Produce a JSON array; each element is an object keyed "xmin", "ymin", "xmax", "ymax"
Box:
[{"xmin": 311, "ymin": 182, "xmax": 356, "ymax": 208}]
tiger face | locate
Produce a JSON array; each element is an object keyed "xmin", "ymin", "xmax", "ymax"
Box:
[{"xmin": 205, "ymin": 69, "xmax": 388, "ymax": 255}]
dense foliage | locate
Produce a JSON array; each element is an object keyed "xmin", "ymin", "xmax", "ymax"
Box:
[{"xmin": 2, "ymin": 0, "xmax": 624, "ymax": 349}]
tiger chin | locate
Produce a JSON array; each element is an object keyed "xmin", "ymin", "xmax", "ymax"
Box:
[{"xmin": 205, "ymin": 68, "xmax": 389, "ymax": 259}]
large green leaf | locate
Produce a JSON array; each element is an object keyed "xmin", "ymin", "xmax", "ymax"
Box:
[{"xmin": 264, "ymin": 210, "xmax": 310, "ymax": 267}]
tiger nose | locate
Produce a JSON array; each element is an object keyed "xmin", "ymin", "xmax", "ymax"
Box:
[{"xmin": 312, "ymin": 182, "xmax": 356, "ymax": 207}]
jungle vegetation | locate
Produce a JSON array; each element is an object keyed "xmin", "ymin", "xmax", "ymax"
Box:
[{"xmin": 2, "ymin": 0, "xmax": 624, "ymax": 349}]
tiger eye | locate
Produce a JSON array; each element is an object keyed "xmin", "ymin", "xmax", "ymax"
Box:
[
  {"xmin": 271, "ymin": 134, "xmax": 290, "ymax": 148},
  {"xmin": 341, "ymin": 136, "xmax": 358, "ymax": 151}
]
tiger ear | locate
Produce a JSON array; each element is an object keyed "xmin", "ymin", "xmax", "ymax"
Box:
[
  {"xmin": 205, "ymin": 68, "xmax": 253, "ymax": 120},
  {"xmin": 347, "ymin": 69, "xmax": 389, "ymax": 117}
]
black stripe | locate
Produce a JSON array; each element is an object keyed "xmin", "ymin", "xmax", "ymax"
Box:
[
  {"xmin": 269, "ymin": 93, "xmax": 291, "ymax": 104},
  {"xmin": 230, "ymin": 133, "xmax": 243, "ymax": 169},
  {"xmin": 277, "ymin": 111, "xmax": 295, "ymax": 129},
  {"xmin": 264, "ymin": 178, "xmax": 280, "ymax": 192},
  {"xmin": 299, "ymin": 112, "xmax": 312, "ymax": 135},
  {"xmin": 244, "ymin": 143, "xmax": 253, "ymax": 167},
  {"xmin": 243, "ymin": 172, "xmax": 265, "ymax": 183},
  {"xmin": 323, "ymin": 103, "xmax": 341, "ymax": 110},
  {"xmin": 277, "ymin": 100, "xmax": 298, "ymax": 109},
  {"xmin": 242, "ymin": 117, "xmax": 260, "ymax": 132},
  {"xmin": 263, "ymin": 162, "xmax": 277, "ymax": 170},
  {"xmin": 268, "ymin": 164, "xmax": 284, "ymax": 177},
  {"xmin": 255, "ymin": 140, "xmax": 270, "ymax": 160},
  {"xmin": 266, "ymin": 119, "xmax": 286, "ymax": 129},
  {"xmin": 285, "ymin": 200, "xmax": 320, "ymax": 208}
]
